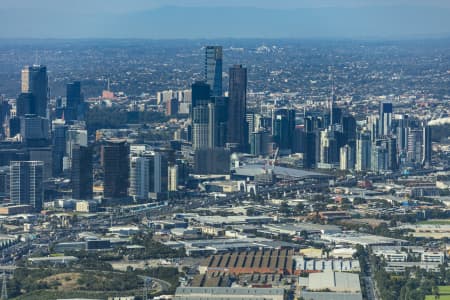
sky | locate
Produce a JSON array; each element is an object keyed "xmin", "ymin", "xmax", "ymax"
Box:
[{"xmin": 0, "ymin": 0, "xmax": 449, "ymax": 39}]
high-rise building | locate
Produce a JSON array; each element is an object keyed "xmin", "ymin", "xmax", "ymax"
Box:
[
  {"xmin": 102, "ymin": 140, "xmax": 129, "ymax": 199},
  {"xmin": 272, "ymin": 109, "xmax": 296, "ymax": 152},
  {"xmin": 168, "ymin": 165, "xmax": 178, "ymax": 192},
  {"xmin": 319, "ymin": 128, "xmax": 338, "ymax": 168},
  {"xmin": 355, "ymin": 132, "xmax": 372, "ymax": 172},
  {"xmin": 129, "ymin": 151, "xmax": 168, "ymax": 200},
  {"xmin": 422, "ymin": 124, "xmax": 432, "ymax": 168},
  {"xmin": 21, "ymin": 65, "xmax": 48, "ymax": 118},
  {"xmin": 407, "ymin": 129, "xmax": 423, "ymax": 163},
  {"xmin": 66, "ymin": 81, "xmax": 83, "ymax": 121},
  {"xmin": 205, "ymin": 46, "xmax": 223, "ymax": 97},
  {"xmin": 191, "ymin": 81, "xmax": 211, "ymax": 118},
  {"xmin": 340, "ymin": 145, "xmax": 355, "ymax": 171},
  {"xmin": 29, "ymin": 148, "xmax": 52, "ymax": 180},
  {"xmin": 166, "ymin": 98, "xmax": 179, "ymax": 117},
  {"xmin": 10, "ymin": 161, "xmax": 44, "ymax": 211},
  {"xmin": 250, "ymin": 130, "xmax": 270, "ymax": 156},
  {"xmin": 52, "ymin": 120, "xmax": 67, "ymax": 176},
  {"xmin": 208, "ymin": 97, "xmax": 228, "ymax": 148},
  {"xmin": 194, "ymin": 148, "xmax": 230, "ymax": 175},
  {"xmin": 192, "ymin": 105, "xmax": 209, "ymax": 150},
  {"xmin": 371, "ymin": 145, "xmax": 388, "ymax": 173},
  {"xmin": 227, "ymin": 65, "xmax": 248, "ymax": 152},
  {"xmin": 379, "ymin": 102, "xmax": 393, "ymax": 137},
  {"xmin": 71, "ymin": 145, "xmax": 93, "ymax": 200},
  {"xmin": 16, "ymin": 93, "xmax": 35, "ymax": 117},
  {"xmin": 20, "ymin": 114, "xmax": 50, "ymax": 144}
]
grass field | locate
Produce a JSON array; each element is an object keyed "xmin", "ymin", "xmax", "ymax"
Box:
[
  {"xmin": 418, "ymin": 219, "xmax": 450, "ymax": 225},
  {"xmin": 425, "ymin": 285, "xmax": 450, "ymax": 300},
  {"xmin": 425, "ymin": 296, "xmax": 450, "ymax": 300}
]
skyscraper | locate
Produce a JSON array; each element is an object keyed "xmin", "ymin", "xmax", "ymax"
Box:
[
  {"xmin": 10, "ymin": 161, "xmax": 44, "ymax": 211},
  {"xmin": 227, "ymin": 65, "xmax": 248, "ymax": 152},
  {"xmin": 272, "ymin": 109, "xmax": 296, "ymax": 152},
  {"xmin": 16, "ymin": 93, "xmax": 35, "ymax": 117},
  {"xmin": 340, "ymin": 145, "xmax": 355, "ymax": 171},
  {"xmin": 21, "ymin": 65, "xmax": 48, "ymax": 118},
  {"xmin": 356, "ymin": 132, "xmax": 372, "ymax": 172},
  {"xmin": 66, "ymin": 81, "xmax": 83, "ymax": 121},
  {"xmin": 102, "ymin": 140, "xmax": 129, "ymax": 199},
  {"xmin": 129, "ymin": 151, "xmax": 168, "ymax": 200},
  {"xmin": 422, "ymin": 124, "xmax": 432, "ymax": 168},
  {"xmin": 71, "ymin": 145, "xmax": 93, "ymax": 200},
  {"xmin": 205, "ymin": 46, "xmax": 223, "ymax": 97},
  {"xmin": 379, "ymin": 102, "xmax": 393, "ymax": 137},
  {"xmin": 191, "ymin": 81, "xmax": 211, "ymax": 118}
]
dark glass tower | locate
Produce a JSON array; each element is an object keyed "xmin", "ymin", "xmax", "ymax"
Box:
[
  {"xmin": 205, "ymin": 46, "xmax": 223, "ymax": 97},
  {"xmin": 101, "ymin": 140, "xmax": 129, "ymax": 199},
  {"xmin": 66, "ymin": 81, "xmax": 83, "ymax": 121},
  {"xmin": 227, "ymin": 65, "xmax": 247, "ymax": 152},
  {"xmin": 272, "ymin": 109, "xmax": 296, "ymax": 152},
  {"xmin": 16, "ymin": 93, "xmax": 35, "ymax": 117},
  {"xmin": 21, "ymin": 65, "xmax": 48, "ymax": 118},
  {"xmin": 71, "ymin": 145, "xmax": 93, "ymax": 200}
]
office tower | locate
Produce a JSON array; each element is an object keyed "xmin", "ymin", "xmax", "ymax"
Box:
[
  {"xmin": 341, "ymin": 114, "xmax": 357, "ymax": 145},
  {"xmin": 377, "ymin": 137, "xmax": 398, "ymax": 171},
  {"xmin": 16, "ymin": 93, "xmax": 35, "ymax": 117},
  {"xmin": 227, "ymin": 65, "xmax": 248, "ymax": 152},
  {"xmin": 10, "ymin": 161, "xmax": 44, "ymax": 211},
  {"xmin": 21, "ymin": 65, "xmax": 48, "ymax": 118},
  {"xmin": 303, "ymin": 131, "xmax": 318, "ymax": 169},
  {"xmin": 395, "ymin": 114, "xmax": 409, "ymax": 153},
  {"xmin": 250, "ymin": 130, "xmax": 270, "ymax": 156},
  {"xmin": 29, "ymin": 148, "xmax": 52, "ymax": 180},
  {"xmin": 304, "ymin": 116, "xmax": 323, "ymax": 133},
  {"xmin": 52, "ymin": 120, "xmax": 67, "ymax": 176},
  {"xmin": 65, "ymin": 126, "xmax": 88, "ymax": 170},
  {"xmin": 355, "ymin": 132, "xmax": 372, "ymax": 171},
  {"xmin": 319, "ymin": 128, "xmax": 338, "ymax": 167},
  {"xmin": 371, "ymin": 145, "xmax": 388, "ymax": 173},
  {"xmin": 166, "ymin": 98, "xmax": 179, "ymax": 117},
  {"xmin": 129, "ymin": 151, "xmax": 168, "ymax": 200},
  {"xmin": 102, "ymin": 140, "xmax": 129, "ymax": 199},
  {"xmin": 340, "ymin": 145, "xmax": 355, "ymax": 171},
  {"xmin": 20, "ymin": 115, "xmax": 50, "ymax": 145},
  {"xmin": 209, "ymin": 97, "xmax": 228, "ymax": 148},
  {"xmin": 330, "ymin": 106, "xmax": 342, "ymax": 127},
  {"xmin": 379, "ymin": 102, "xmax": 393, "ymax": 136},
  {"xmin": 168, "ymin": 165, "xmax": 178, "ymax": 192},
  {"xmin": 407, "ymin": 129, "xmax": 423, "ymax": 163},
  {"xmin": 194, "ymin": 148, "xmax": 230, "ymax": 175},
  {"xmin": 272, "ymin": 109, "xmax": 296, "ymax": 152},
  {"xmin": 191, "ymin": 82, "xmax": 211, "ymax": 150},
  {"xmin": 66, "ymin": 81, "xmax": 83, "ymax": 121},
  {"xmin": 422, "ymin": 124, "xmax": 432, "ymax": 168},
  {"xmin": 205, "ymin": 46, "xmax": 223, "ymax": 97},
  {"xmin": 192, "ymin": 105, "xmax": 209, "ymax": 150},
  {"xmin": 191, "ymin": 81, "xmax": 211, "ymax": 117},
  {"xmin": 292, "ymin": 127, "xmax": 306, "ymax": 154},
  {"xmin": 71, "ymin": 145, "xmax": 93, "ymax": 200},
  {"xmin": 368, "ymin": 115, "xmax": 379, "ymax": 142}
]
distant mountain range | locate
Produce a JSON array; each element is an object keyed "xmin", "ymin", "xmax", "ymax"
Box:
[{"xmin": 0, "ymin": 5, "xmax": 449, "ymax": 39}]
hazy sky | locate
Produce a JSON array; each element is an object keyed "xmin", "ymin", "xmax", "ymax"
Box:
[{"xmin": 0, "ymin": 0, "xmax": 449, "ymax": 38}]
